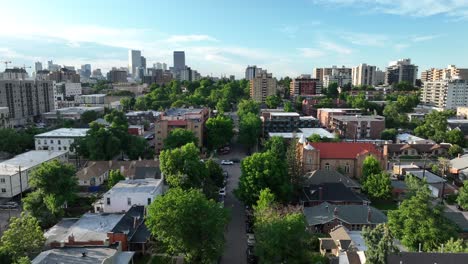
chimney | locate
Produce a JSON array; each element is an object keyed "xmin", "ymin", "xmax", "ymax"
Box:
[
  {"xmin": 367, "ymin": 207, "xmax": 372, "ymax": 222},
  {"xmin": 133, "ymin": 216, "xmax": 138, "ymax": 229},
  {"xmin": 109, "ymin": 160, "xmax": 113, "ymax": 168},
  {"xmin": 458, "ymin": 153, "xmax": 461, "ymax": 158},
  {"xmin": 333, "ymin": 207, "xmax": 338, "ymax": 217},
  {"xmin": 82, "ymin": 252, "xmax": 87, "ymax": 257},
  {"xmin": 84, "ymin": 167, "xmax": 88, "ymax": 175},
  {"xmin": 68, "ymin": 233, "xmax": 75, "ymax": 243},
  {"xmin": 319, "ymin": 187, "xmax": 323, "ymax": 201},
  {"xmin": 120, "ymin": 165, "xmax": 125, "ymax": 174}
]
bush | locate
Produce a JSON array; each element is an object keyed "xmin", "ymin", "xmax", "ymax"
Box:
[{"xmin": 446, "ymin": 194, "xmax": 458, "ymax": 205}]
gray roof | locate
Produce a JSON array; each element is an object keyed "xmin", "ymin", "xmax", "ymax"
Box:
[
  {"xmin": 302, "ymin": 182, "xmax": 367, "ymax": 203},
  {"xmin": 333, "ymin": 115, "xmax": 385, "ymax": 122},
  {"xmin": 303, "ymin": 202, "xmax": 387, "ymax": 226},
  {"xmin": 444, "ymin": 212, "xmax": 468, "ymax": 231},
  {"xmin": 165, "ymin": 108, "xmax": 205, "ymax": 116},
  {"xmin": 32, "ymin": 247, "xmax": 134, "ymax": 264},
  {"xmin": 0, "ymin": 150, "xmax": 67, "ymax": 176},
  {"xmin": 450, "ymin": 156, "xmax": 468, "ymax": 170},
  {"xmin": 407, "ymin": 170, "xmax": 446, "ymax": 183},
  {"xmin": 319, "ymin": 238, "xmax": 337, "ymax": 250},
  {"xmin": 391, "ymin": 180, "xmax": 407, "ymax": 190},
  {"xmin": 388, "ymin": 252, "xmax": 468, "ymax": 264},
  {"xmin": 134, "ymin": 166, "xmax": 161, "ymax": 179},
  {"xmin": 35, "ymin": 128, "xmax": 89, "ymax": 138},
  {"xmin": 304, "ymin": 169, "xmax": 361, "ymax": 189}
]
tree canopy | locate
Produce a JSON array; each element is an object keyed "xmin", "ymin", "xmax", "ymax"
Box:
[
  {"xmin": 146, "ymin": 188, "xmax": 229, "ymax": 263},
  {"xmin": 263, "ymin": 136, "xmax": 287, "ymax": 160},
  {"xmin": 0, "ymin": 127, "xmax": 46, "ymax": 155},
  {"xmin": 238, "ymin": 112, "xmax": 261, "ymax": 150},
  {"xmin": 237, "ymin": 99, "xmax": 260, "ymax": 118},
  {"xmin": 362, "ymin": 224, "xmax": 398, "ymax": 264},
  {"xmin": 107, "ymin": 169, "xmax": 125, "ymax": 189},
  {"xmin": 362, "ymin": 155, "xmax": 382, "ymax": 180},
  {"xmin": 457, "ymin": 181, "xmax": 468, "ymax": 210},
  {"xmin": 414, "ymin": 110, "xmax": 461, "ymax": 144},
  {"xmin": 164, "ymin": 128, "xmax": 198, "ymax": 150},
  {"xmin": 265, "ymin": 95, "xmax": 282, "ymax": 109},
  {"xmin": 362, "ymin": 172, "xmax": 392, "ymax": 200},
  {"xmin": 205, "ymin": 115, "xmax": 233, "ymax": 150}
]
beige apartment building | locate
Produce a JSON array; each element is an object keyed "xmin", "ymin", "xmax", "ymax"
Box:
[
  {"xmin": 352, "ymin": 63, "xmax": 384, "ymax": 86},
  {"xmin": 421, "ymin": 80, "xmax": 468, "ymax": 109},
  {"xmin": 421, "ymin": 65, "xmax": 468, "ymax": 82},
  {"xmin": 154, "ymin": 108, "xmax": 209, "ymax": 153},
  {"xmin": 313, "ymin": 66, "xmax": 352, "ymax": 83},
  {"xmin": 250, "ymin": 71, "xmax": 277, "ymax": 103}
]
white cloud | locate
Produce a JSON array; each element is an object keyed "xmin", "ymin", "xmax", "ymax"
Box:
[
  {"xmin": 319, "ymin": 41, "xmax": 353, "ymax": 54},
  {"xmin": 341, "ymin": 32, "xmax": 389, "ymax": 47},
  {"xmin": 313, "ymin": 0, "xmax": 468, "ymax": 19},
  {"xmin": 394, "ymin": 43, "xmax": 409, "ymax": 51},
  {"xmin": 411, "ymin": 35, "xmax": 441, "ymax": 42},
  {"xmin": 298, "ymin": 48, "xmax": 325, "ymax": 58},
  {"xmin": 165, "ymin": 34, "xmax": 218, "ymax": 43}
]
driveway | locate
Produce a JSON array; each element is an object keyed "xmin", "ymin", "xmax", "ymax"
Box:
[{"xmin": 220, "ymin": 145, "xmax": 248, "ymax": 264}]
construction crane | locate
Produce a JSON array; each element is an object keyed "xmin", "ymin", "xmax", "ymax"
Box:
[
  {"xmin": 20, "ymin": 64, "xmax": 32, "ymax": 80},
  {"xmin": 1, "ymin": 60, "xmax": 11, "ymax": 70}
]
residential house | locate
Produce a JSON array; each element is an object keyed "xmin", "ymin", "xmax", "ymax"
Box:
[
  {"xmin": 45, "ymin": 205, "xmax": 150, "ymax": 253},
  {"xmin": 32, "ymin": 247, "xmax": 134, "ymax": 264},
  {"xmin": 387, "ymin": 252, "xmax": 468, "ymax": 264},
  {"xmin": 319, "ymin": 225, "xmax": 367, "ymax": 264},
  {"xmin": 300, "ymin": 182, "xmax": 368, "ymax": 207},
  {"xmin": 296, "ymin": 137, "xmax": 387, "ymax": 178},
  {"xmin": 406, "ymin": 170, "xmax": 457, "ymax": 198},
  {"xmin": 94, "ymin": 178, "xmax": 164, "ymax": 213},
  {"xmin": 450, "ymin": 155, "xmax": 468, "ymax": 181},
  {"xmin": 384, "ymin": 143, "xmax": 450, "ymax": 158},
  {"xmin": 303, "ymin": 169, "xmax": 361, "ymax": 191},
  {"xmin": 303, "ymin": 202, "xmax": 387, "ymax": 233},
  {"xmin": 35, "ymin": 128, "xmax": 89, "ymax": 154},
  {"xmin": 444, "ymin": 212, "xmax": 468, "ymax": 239}
]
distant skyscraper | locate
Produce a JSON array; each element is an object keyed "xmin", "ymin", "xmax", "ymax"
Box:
[
  {"xmin": 245, "ymin": 65, "xmax": 263, "ymax": 80},
  {"xmin": 173, "ymin": 51, "xmax": 185, "ymax": 70},
  {"xmin": 154, "ymin": 62, "xmax": 162, "ymax": 69},
  {"xmin": 385, "ymin": 58, "xmax": 418, "ymax": 85},
  {"xmin": 128, "ymin": 50, "xmax": 142, "ymax": 77},
  {"xmin": 141, "ymin": 56, "xmax": 146, "ymax": 70},
  {"xmin": 35, "ymin": 62, "xmax": 42, "ymax": 73},
  {"xmin": 162, "ymin": 63, "xmax": 167, "ymax": 71},
  {"xmin": 80, "ymin": 64, "xmax": 91, "ymax": 79}
]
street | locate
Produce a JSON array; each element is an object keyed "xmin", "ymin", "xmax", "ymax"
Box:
[{"xmin": 220, "ymin": 144, "xmax": 248, "ymax": 264}]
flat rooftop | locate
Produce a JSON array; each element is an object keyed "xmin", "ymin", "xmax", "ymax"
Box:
[
  {"xmin": 333, "ymin": 115, "xmax": 385, "ymax": 122},
  {"xmin": 106, "ymin": 179, "xmax": 163, "ymax": 196},
  {"xmin": 448, "ymin": 119, "xmax": 468, "ymax": 124},
  {"xmin": 0, "ymin": 150, "xmax": 67, "ymax": 176},
  {"xmin": 319, "ymin": 108, "xmax": 361, "ymax": 113},
  {"xmin": 268, "ymin": 128, "xmax": 335, "ymax": 139},
  {"xmin": 32, "ymin": 247, "xmax": 134, "ymax": 264},
  {"xmin": 79, "ymin": 94, "xmax": 106, "ymax": 97},
  {"xmin": 35, "ymin": 128, "xmax": 89, "ymax": 138},
  {"xmin": 126, "ymin": 111, "xmax": 161, "ymax": 117},
  {"xmin": 165, "ymin": 108, "xmax": 205, "ymax": 116},
  {"xmin": 407, "ymin": 170, "xmax": 446, "ymax": 183},
  {"xmin": 45, "ymin": 213, "xmax": 124, "ymax": 244},
  {"xmin": 270, "ymin": 112, "xmax": 300, "ymax": 117},
  {"xmin": 43, "ymin": 106, "xmax": 104, "ymax": 115}
]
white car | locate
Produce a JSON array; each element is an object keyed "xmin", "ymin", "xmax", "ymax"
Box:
[
  {"xmin": 221, "ymin": 160, "xmax": 234, "ymax": 165},
  {"xmin": 219, "ymin": 187, "xmax": 226, "ymax": 196},
  {"xmin": 247, "ymin": 233, "xmax": 256, "ymax": 246}
]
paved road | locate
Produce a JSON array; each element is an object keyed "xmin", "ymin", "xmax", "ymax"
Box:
[{"xmin": 220, "ymin": 146, "xmax": 248, "ymax": 264}]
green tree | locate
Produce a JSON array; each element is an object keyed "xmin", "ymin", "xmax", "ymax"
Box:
[
  {"xmin": 326, "ymin": 82, "xmax": 339, "ymax": 98},
  {"xmin": 362, "ymin": 155, "xmax": 382, "ymax": 180},
  {"xmin": 363, "ymin": 172, "xmax": 392, "ymax": 200},
  {"xmin": 14, "ymin": 257, "xmax": 31, "ymax": 264},
  {"xmin": 238, "ymin": 112, "xmax": 261, "ymax": 150},
  {"xmin": 446, "ymin": 129, "xmax": 465, "ymax": 146},
  {"xmin": 203, "ymin": 159, "xmax": 225, "ymax": 200},
  {"xmin": 263, "ymin": 136, "xmax": 287, "ymax": 159},
  {"xmin": 265, "ymin": 95, "xmax": 282, "ymax": 109},
  {"xmin": 206, "ymin": 115, "xmax": 234, "ymax": 150},
  {"xmin": 253, "ymin": 188, "xmax": 277, "ymax": 224},
  {"xmin": 283, "ymin": 101, "xmax": 294, "ymax": 112},
  {"xmin": 126, "ymin": 135, "xmax": 153, "ymax": 160},
  {"xmin": 381, "ymin": 128, "xmax": 398, "ymax": 141},
  {"xmin": 437, "ymin": 238, "xmax": 468, "ymax": 253},
  {"xmin": 0, "ymin": 213, "xmax": 45, "ymax": 260},
  {"xmin": 236, "ymin": 151, "xmax": 291, "ymax": 206},
  {"xmin": 362, "ymin": 224, "xmax": 398, "ymax": 264},
  {"xmin": 164, "ymin": 128, "xmax": 198, "ymax": 150},
  {"xmin": 107, "ymin": 169, "xmax": 125, "ymax": 189},
  {"xmin": 134, "ymin": 96, "xmax": 148, "ymax": 110},
  {"xmin": 457, "ymin": 181, "xmax": 468, "ymax": 210},
  {"xmin": 159, "ymin": 143, "xmax": 206, "ymax": 189},
  {"xmin": 75, "ymin": 122, "xmax": 121, "ymax": 160},
  {"xmin": 414, "ymin": 110, "xmax": 456, "ymax": 142},
  {"xmin": 388, "ymin": 185, "xmax": 458, "ymax": 251},
  {"xmin": 449, "ymin": 144, "xmax": 464, "ymax": 158},
  {"xmin": 23, "ymin": 160, "xmax": 77, "ymax": 227},
  {"xmin": 146, "ymin": 188, "xmax": 229, "ymax": 263},
  {"xmin": 81, "ymin": 110, "xmax": 99, "ymax": 124},
  {"xmin": 237, "ymin": 99, "xmax": 260, "ymax": 118},
  {"xmin": 286, "ymin": 138, "xmax": 303, "ymax": 199}
]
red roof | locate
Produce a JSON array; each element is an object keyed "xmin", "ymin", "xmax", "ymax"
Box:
[{"xmin": 309, "ymin": 142, "xmax": 382, "ymax": 159}]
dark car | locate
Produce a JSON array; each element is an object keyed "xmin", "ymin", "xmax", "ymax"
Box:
[{"xmin": 246, "ymin": 247, "xmax": 258, "ymax": 264}]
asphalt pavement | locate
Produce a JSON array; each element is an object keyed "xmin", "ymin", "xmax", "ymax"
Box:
[{"xmin": 220, "ymin": 145, "xmax": 248, "ymax": 264}]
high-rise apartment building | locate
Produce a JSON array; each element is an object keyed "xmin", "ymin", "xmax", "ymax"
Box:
[
  {"xmin": 173, "ymin": 51, "xmax": 185, "ymax": 70},
  {"xmin": 35, "ymin": 62, "xmax": 43, "ymax": 73},
  {"xmin": 385, "ymin": 59, "xmax": 418, "ymax": 85},
  {"xmin": 47, "ymin": 60, "xmax": 60, "ymax": 71},
  {"xmin": 2, "ymin": 68, "xmax": 29, "ymax": 80},
  {"xmin": 107, "ymin": 69, "xmax": 128, "ymax": 83},
  {"xmin": 375, "ymin": 70, "xmax": 385, "ymax": 85},
  {"xmin": 290, "ymin": 75, "xmax": 322, "ymax": 98},
  {"xmin": 49, "ymin": 68, "xmax": 80, "ymax": 83},
  {"xmin": 421, "ymin": 65, "xmax": 468, "ymax": 82},
  {"xmin": 421, "ymin": 80, "xmax": 468, "ymax": 109},
  {"xmin": 80, "ymin": 64, "xmax": 91, "ymax": 79},
  {"xmin": 313, "ymin": 66, "xmax": 352, "ymax": 84},
  {"xmin": 128, "ymin": 50, "xmax": 142, "ymax": 77},
  {"xmin": 245, "ymin": 65, "xmax": 263, "ymax": 80},
  {"xmin": 352, "ymin": 64, "xmax": 376, "ymax": 86},
  {"xmin": 0, "ymin": 79, "xmax": 54, "ymax": 125},
  {"xmin": 250, "ymin": 71, "xmax": 277, "ymax": 103},
  {"xmin": 141, "ymin": 56, "xmax": 146, "ymax": 70},
  {"xmin": 91, "ymin": 69, "xmax": 104, "ymax": 79}
]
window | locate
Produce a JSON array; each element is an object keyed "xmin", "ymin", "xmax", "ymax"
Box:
[
  {"xmin": 324, "ymin": 163, "xmax": 330, "ymax": 171},
  {"xmin": 0, "ymin": 178, "xmax": 5, "ymax": 183},
  {"xmin": 50, "ymin": 140, "xmax": 54, "ymax": 143},
  {"xmin": 58, "ymin": 140, "xmax": 61, "ymax": 145},
  {"xmin": 147, "ymin": 198, "xmax": 151, "ymax": 205},
  {"xmin": 63, "ymin": 146, "xmax": 67, "ymax": 150},
  {"xmin": 106, "ymin": 197, "xmax": 111, "ymax": 205},
  {"xmin": 127, "ymin": 197, "xmax": 132, "ymax": 206},
  {"xmin": 1, "ymin": 188, "xmax": 6, "ymax": 193},
  {"xmin": 344, "ymin": 164, "xmax": 350, "ymax": 173},
  {"xmin": 58, "ymin": 147, "xmax": 61, "ymax": 150},
  {"xmin": 37, "ymin": 140, "xmax": 41, "ymax": 145}
]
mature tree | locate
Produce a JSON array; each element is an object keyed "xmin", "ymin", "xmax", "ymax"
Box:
[
  {"xmin": 446, "ymin": 129, "xmax": 465, "ymax": 146},
  {"xmin": 107, "ymin": 169, "xmax": 125, "ymax": 189},
  {"xmin": 381, "ymin": 128, "xmax": 398, "ymax": 141},
  {"xmin": 203, "ymin": 159, "xmax": 224, "ymax": 200},
  {"xmin": 265, "ymin": 95, "xmax": 282, "ymax": 109},
  {"xmin": 134, "ymin": 96, "xmax": 148, "ymax": 110},
  {"xmin": 238, "ymin": 112, "xmax": 261, "ymax": 150},
  {"xmin": 414, "ymin": 110, "xmax": 456, "ymax": 142},
  {"xmin": 449, "ymin": 144, "xmax": 464, "ymax": 158},
  {"xmin": 363, "ymin": 172, "xmax": 392, "ymax": 200},
  {"xmin": 76, "ymin": 122, "xmax": 121, "ymax": 160},
  {"xmin": 164, "ymin": 128, "xmax": 198, "ymax": 150},
  {"xmin": 253, "ymin": 188, "xmax": 277, "ymax": 223},
  {"xmin": 362, "ymin": 224, "xmax": 398, "ymax": 264},
  {"xmin": 159, "ymin": 143, "xmax": 206, "ymax": 189},
  {"xmin": 437, "ymin": 238, "xmax": 468, "ymax": 253},
  {"xmin": 457, "ymin": 181, "xmax": 468, "ymax": 210},
  {"xmin": 326, "ymin": 82, "xmax": 339, "ymax": 98},
  {"xmin": 283, "ymin": 101, "xmax": 294, "ymax": 112},
  {"xmin": 404, "ymin": 174, "xmax": 431, "ymax": 199},
  {"xmin": 362, "ymin": 155, "xmax": 382, "ymax": 180},
  {"xmin": 120, "ymin": 97, "xmax": 134, "ymax": 112},
  {"xmin": 81, "ymin": 110, "xmax": 99, "ymax": 124},
  {"xmin": 236, "ymin": 151, "xmax": 291, "ymax": 206},
  {"xmin": 237, "ymin": 99, "xmax": 260, "ymax": 118},
  {"xmin": 388, "ymin": 184, "xmax": 458, "ymax": 251},
  {"xmin": 286, "ymin": 138, "xmax": 303, "ymax": 198},
  {"xmin": 393, "ymin": 81, "xmax": 416, "ymax": 91},
  {"xmin": 0, "ymin": 213, "xmax": 45, "ymax": 260},
  {"xmin": 215, "ymin": 99, "xmax": 229, "ymax": 113},
  {"xmin": 263, "ymin": 136, "xmax": 287, "ymax": 159},
  {"xmin": 206, "ymin": 115, "xmax": 233, "ymax": 150},
  {"xmin": 23, "ymin": 160, "xmax": 77, "ymax": 227},
  {"xmin": 126, "ymin": 135, "xmax": 153, "ymax": 160},
  {"xmin": 146, "ymin": 188, "xmax": 229, "ymax": 263},
  {"xmin": 0, "ymin": 128, "xmax": 44, "ymax": 155},
  {"xmin": 15, "ymin": 257, "xmax": 31, "ymax": 264}
]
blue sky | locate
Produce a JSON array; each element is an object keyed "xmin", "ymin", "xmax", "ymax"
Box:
[{"xmin": 1, "ymin": 0, "xmax": 468, "ymax": 78}]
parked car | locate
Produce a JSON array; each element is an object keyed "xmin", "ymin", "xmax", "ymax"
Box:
[
  {"xmin": 221, "ymin": 160, "xmax": 234, "ymax": 165},
  {"xmin": 231, "ymin": 158, "xmax": 241, "ymax": 163},
  {"xmin": 247, "ymin": 233, "xmax": 256, "ymax": 247},
  {"xmin": 219, "ymin": 187, "xmax": 226, "ymax": 196},
  {"xmin": 246, "ymin": 222, "xmax": 254, "ymax": 233},
  {"xmin": 246, "ymin": 248, "xmax": 258, "ymax": 264},
  {"xmin": 0, "ymin": 201, "xmax": 19, "ymax": 209},
  {"xmin": 145, "ymin": 133, "xmax": 155, "ymax": 140}
]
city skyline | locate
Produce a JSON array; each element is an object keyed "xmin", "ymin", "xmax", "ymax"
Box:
[{"xmin": 1, "ymin": 0, "xmax": 468, "ymax": 78}]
